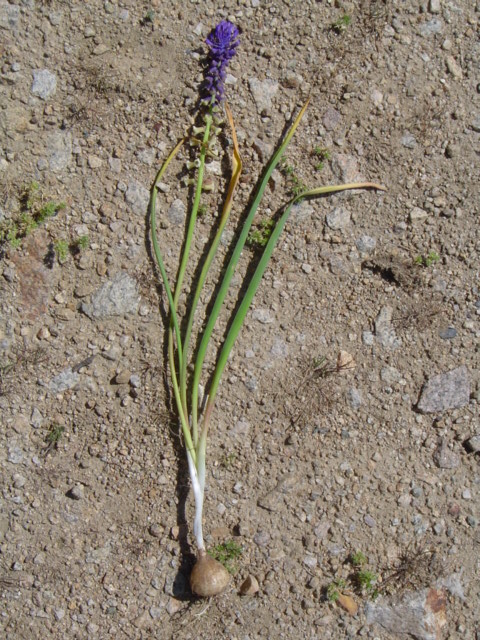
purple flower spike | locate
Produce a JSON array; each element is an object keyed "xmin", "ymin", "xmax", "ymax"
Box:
[{"xmin": 204, "ymin": 21, "xmax": 240, "ymax": 105}]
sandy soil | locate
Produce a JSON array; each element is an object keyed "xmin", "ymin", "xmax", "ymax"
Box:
[{"xmin": 1, "ymin": 1, "xmax": 479, "ymax": 638}]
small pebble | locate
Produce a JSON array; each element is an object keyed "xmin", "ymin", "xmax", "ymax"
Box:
[
  {"xmin": 115, "ymin": 370, "xmax": 131, "ymax": 385},
  {"xmin": 409, "ymin": 207, "xmax": 428, "ymax": 222},
  {"xmin": 67, "ymin": 484, "xmax": 85, "ymax": 500},
  {"xmin": 239, "ymin": 575, "xmax": 260, "ymax": 595},
  {"xmin": 149, "ymin": 524, "xmax": 162, "ymax": 538},
  {"xmin": 464, "ymin": 435, "xmax": 480, "ymax": 453},
  {"xmin": 356, "ymin": 235, "xmax": 377, "ymax": 254},
  {"xmin": 439, "ymin": 327, "xmax": 457, "ymax": 340},
  {"xmin": 364, "ymin": 514, "xmax": 376, "ymax": 528},
  {"xmin": 433, "ymin": 439, "xmax": 460, "ymax": 469}
]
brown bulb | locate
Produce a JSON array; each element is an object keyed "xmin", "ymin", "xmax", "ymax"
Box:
[{"xmin": 190, "ymin": 551, "xmax": 230, "ymax": 597}]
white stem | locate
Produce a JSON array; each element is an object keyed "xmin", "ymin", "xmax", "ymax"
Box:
[{"xmin": 186, "ymin": 450, "xmax": 205, "ymax": 552}]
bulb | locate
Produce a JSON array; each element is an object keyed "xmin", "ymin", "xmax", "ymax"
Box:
[{"xmin": 190, "ymin": 551, "xmax": 230, "ymax": 597}]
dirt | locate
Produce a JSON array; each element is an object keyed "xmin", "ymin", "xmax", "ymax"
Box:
[{"xmin": 1, "ymin": 1, "xmax": 479, "ymax": 639}]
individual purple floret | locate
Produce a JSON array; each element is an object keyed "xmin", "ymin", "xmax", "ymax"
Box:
[{"xmin": 204, "ymin": 20, "xmax": 240, "ymax": 105}]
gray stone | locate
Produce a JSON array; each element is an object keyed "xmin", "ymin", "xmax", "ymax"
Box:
[
  {"xmin": 464, "ymin": 435, "xmax": 480, "ymax": 453},
  {"xmin": 290, "ymin": 201, "xmax": 314, "ymax": 224},
  {"xmin": 8, "ymin": 446, "xmax": 24, "ymax": 464},
  {"xmin": 252, "ymin": 308, "xmax": 274, "ymax": 324},
  {"xmin": 326, "ymin": 206, "xmax": 351, "ymax": 230},
  {"xmin": 364, "ymin": 514, "xmax": 376, "ymax": 528},
  {"xmin": 375, "ymin": 306, "xmax": 401, "ymax": 349},
  {"xmin": 253, "ymin": 530, "xmax": 270, "ymax": 547},
  {"xmin": 362, "ymin": 331, "xmax": 374, "ymax": 346},
  {"xmin": 366, "ymin": 588, "xmax": 447, "ymax": 640},
  {"xmin": 314, "ymin": 520, "xmax": 331, "ymax": 541},
  {"xmin": 439, "ymin": 326, "xmax": 457, "ymax": 340},
  {"xmin": 380, "ymin": 365, "xmax": 401, "ymax": 385},
  {"xmin": 31, "ymin": 69, "xmax": 57, "ymax": 100},
  {"xmin": 0, "ymin": 2, "xmax": 20, "ymax": 30},
  {"xmin": 248, "ymin": 77, "xmax": 279, "ymax": 113},
  {"xmin": 137, "ymin": 148, "xmax": 156, "ymax": 166},
  {"xmin": 48, "ymin": 131, "xmax": 72, "ymax": 172},
  {"xmin": 48, "ymin": 11, "xmax": 61, "ymax": 26},
  {"xmin": 129, "ymin": 374, "xmax": 141, "ymax": 388},
  {"xmin": 86, "ymin": 545, "xmax": 111, "ymax": 564},
  {"xmin": 108, "ymin": 157, "xmax": 122, "ymax": 173},
  {"xmin": 125, "ymin": 180, "xmax": 150, "ymax": 213},
  {"xmin": 417, "ymin": 366, "xmax": 470, "ymax": 413},
  {"xmin": 355, "ymin": 235, "xmax": 376, "ymax": 255},
  {"xmin": 419, "ymin": 18, "xmax": 443, "ymax": 36},
  {"xmin": 429, "ymin": 0, "xmax": 441, "ymax": 13},
  {"xmin": 49, "ymin": 368, "xmax": 80, "ymax": 393},
  {"xmin": 167, "ymin": 199, "xmax": 186, "ymax": 225},
  {"xmin": 438, "ymin": 573, "xmax": 465, "ymax": 601},
  {"xmin": 252, "ymin": 137, "xmax": 273, "ymax": 162},
  {"xmin": 30, "ymin": 407, "xmax": 43, "ymax": 429},
  {"xmin": 401, "ymin": 132, "xmax": 417, "ymax": 149},
  {"xmin": 433, "ymin": 438, "xmax": 460, "ymax": 469},
  {"xmin": 53, "ymin": 609, "xmax": 65, "ymax": 621},
  {"xmin": 471, "ymin": 115, "xmax": 480, "ymax": 133},
  {"xmin": 67, "ymin": 484, "xmax": 84, "ymax": 500},
  {"xmin": 322, "ymin": 107, "xmax": 342, "ymax": 131},
  {"xmin": 271, "ymin": 338, "xmax": 288, "ymax": 358},
  {"xmin": 409, "ymin": 206, "xmax": 428, "ymax": 222},
  {"xmin": 13, "ymin": 473, "xmax": 26, "ymax": 488},
  {"xmin": 82, "ymin": 272, "xmax": 140, "ymax": 318},
  {"xmin": 446, "ymin": 56, "xmax": 462, "ymax": 79},
  {"xmin": 347, "ymin": 387, "xmax": 363, "ymax": 409},
  {"xmin": 331, "ymin": 154, "xmax": 364, "ymax": 183}
]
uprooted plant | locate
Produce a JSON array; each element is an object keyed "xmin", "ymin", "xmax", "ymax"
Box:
[{"xmin": 149, "ymin": 21, "xmax": 386, "ymax": 597}]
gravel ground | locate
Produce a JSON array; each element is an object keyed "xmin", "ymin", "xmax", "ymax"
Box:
[{"xmin": 1, "ymin": 1, "xmax": 479, "ymax": 639}]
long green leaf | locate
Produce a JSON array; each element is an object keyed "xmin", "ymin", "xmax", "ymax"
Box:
[
  {"xmin": 199, "ymin": 181, "xmax": 386, "ymax": 448},
  {"xmin": 149, "ymin": 138, "xmax": 196, "ymax": 463},
  {"xmin": 182, "ymin": 102, "xmax": 243, "ymax": 447},
  {"xmin": 191, "ymin": 99, "xmax": 311, "ymax": 432}
]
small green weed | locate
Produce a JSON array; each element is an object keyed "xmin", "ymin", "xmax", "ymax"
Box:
[
  {"xmin": 74, "ymin": 235, "xmax": 89, "ymax": 250},
  {"xmin": 327, "ymin": 579, "xmax": 346, "ymax": 602},
  {"xmin": 198, "ymin": 204, "xmax": 208, "ymax": 217},
  {"xmin": 46, "ymin": 424, "xmax": 65, "ymax": 445},
  {"xmin": 141, "ymin": 9, "xmax": 155, "ymax": 25},
  {"xmin": 51, "ymin": 235, "xmax": 89, "ymax": 263},
  {"xmin": 414, "ymin": 251, "xmax": 440, "ymax": 268},
  {"xmin": 208, "ymin": 541, "xmax": 242, "ymax": 574},
  {"xmin": 43, "ymin": 424, "xmax": 65, "ymax": 456},
  {"xmin": 279, "ymin": 158, "xmax": 308, "ymax": 197},
  {"xmin": 332, "ymin": 14, "xmax": 352, "ymax": 33},
  {"xmin": 0, "ymin": 182, "xmax": 66, "ymax": 251},
  {"xmin": 326, "ymin": 550, "xmax": 379, "ymax": 603},
  {"xmin": 247, "ymin": 217, "xmax": 274, "ymax": 248},
  {"xmin": 54, "ymin": 240, "xmax": 69, "ymax": 263},
  {"xmin": 312, "ymin": 147, "xmax": 331, "ymax": 171},
  {"xmin": 350, "ymin": 551, "xmax": 367, "ymax": 567},
  {"xmin": 355, "ymin": 570, "xmax": 379, "ymax": 599}
]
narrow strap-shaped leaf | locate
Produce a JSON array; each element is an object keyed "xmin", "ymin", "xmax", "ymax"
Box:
[
  {"xmin": 191, "ymin": 99, "xmax": 311, "ymax": 431},
  {"xmin": 185, "ymin": 102, "xmax": 243, "ymax": 447},
  {"xmin": 149, "ymin": 138, "xmax": 196, "ymax": 464},
  {"xmin": 149, "ymin": 138, "xmax": 185, "ymax": 364},
  {"xmin": 199, "ymin": 181, "xmax": 386, "ymax": 448}
]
